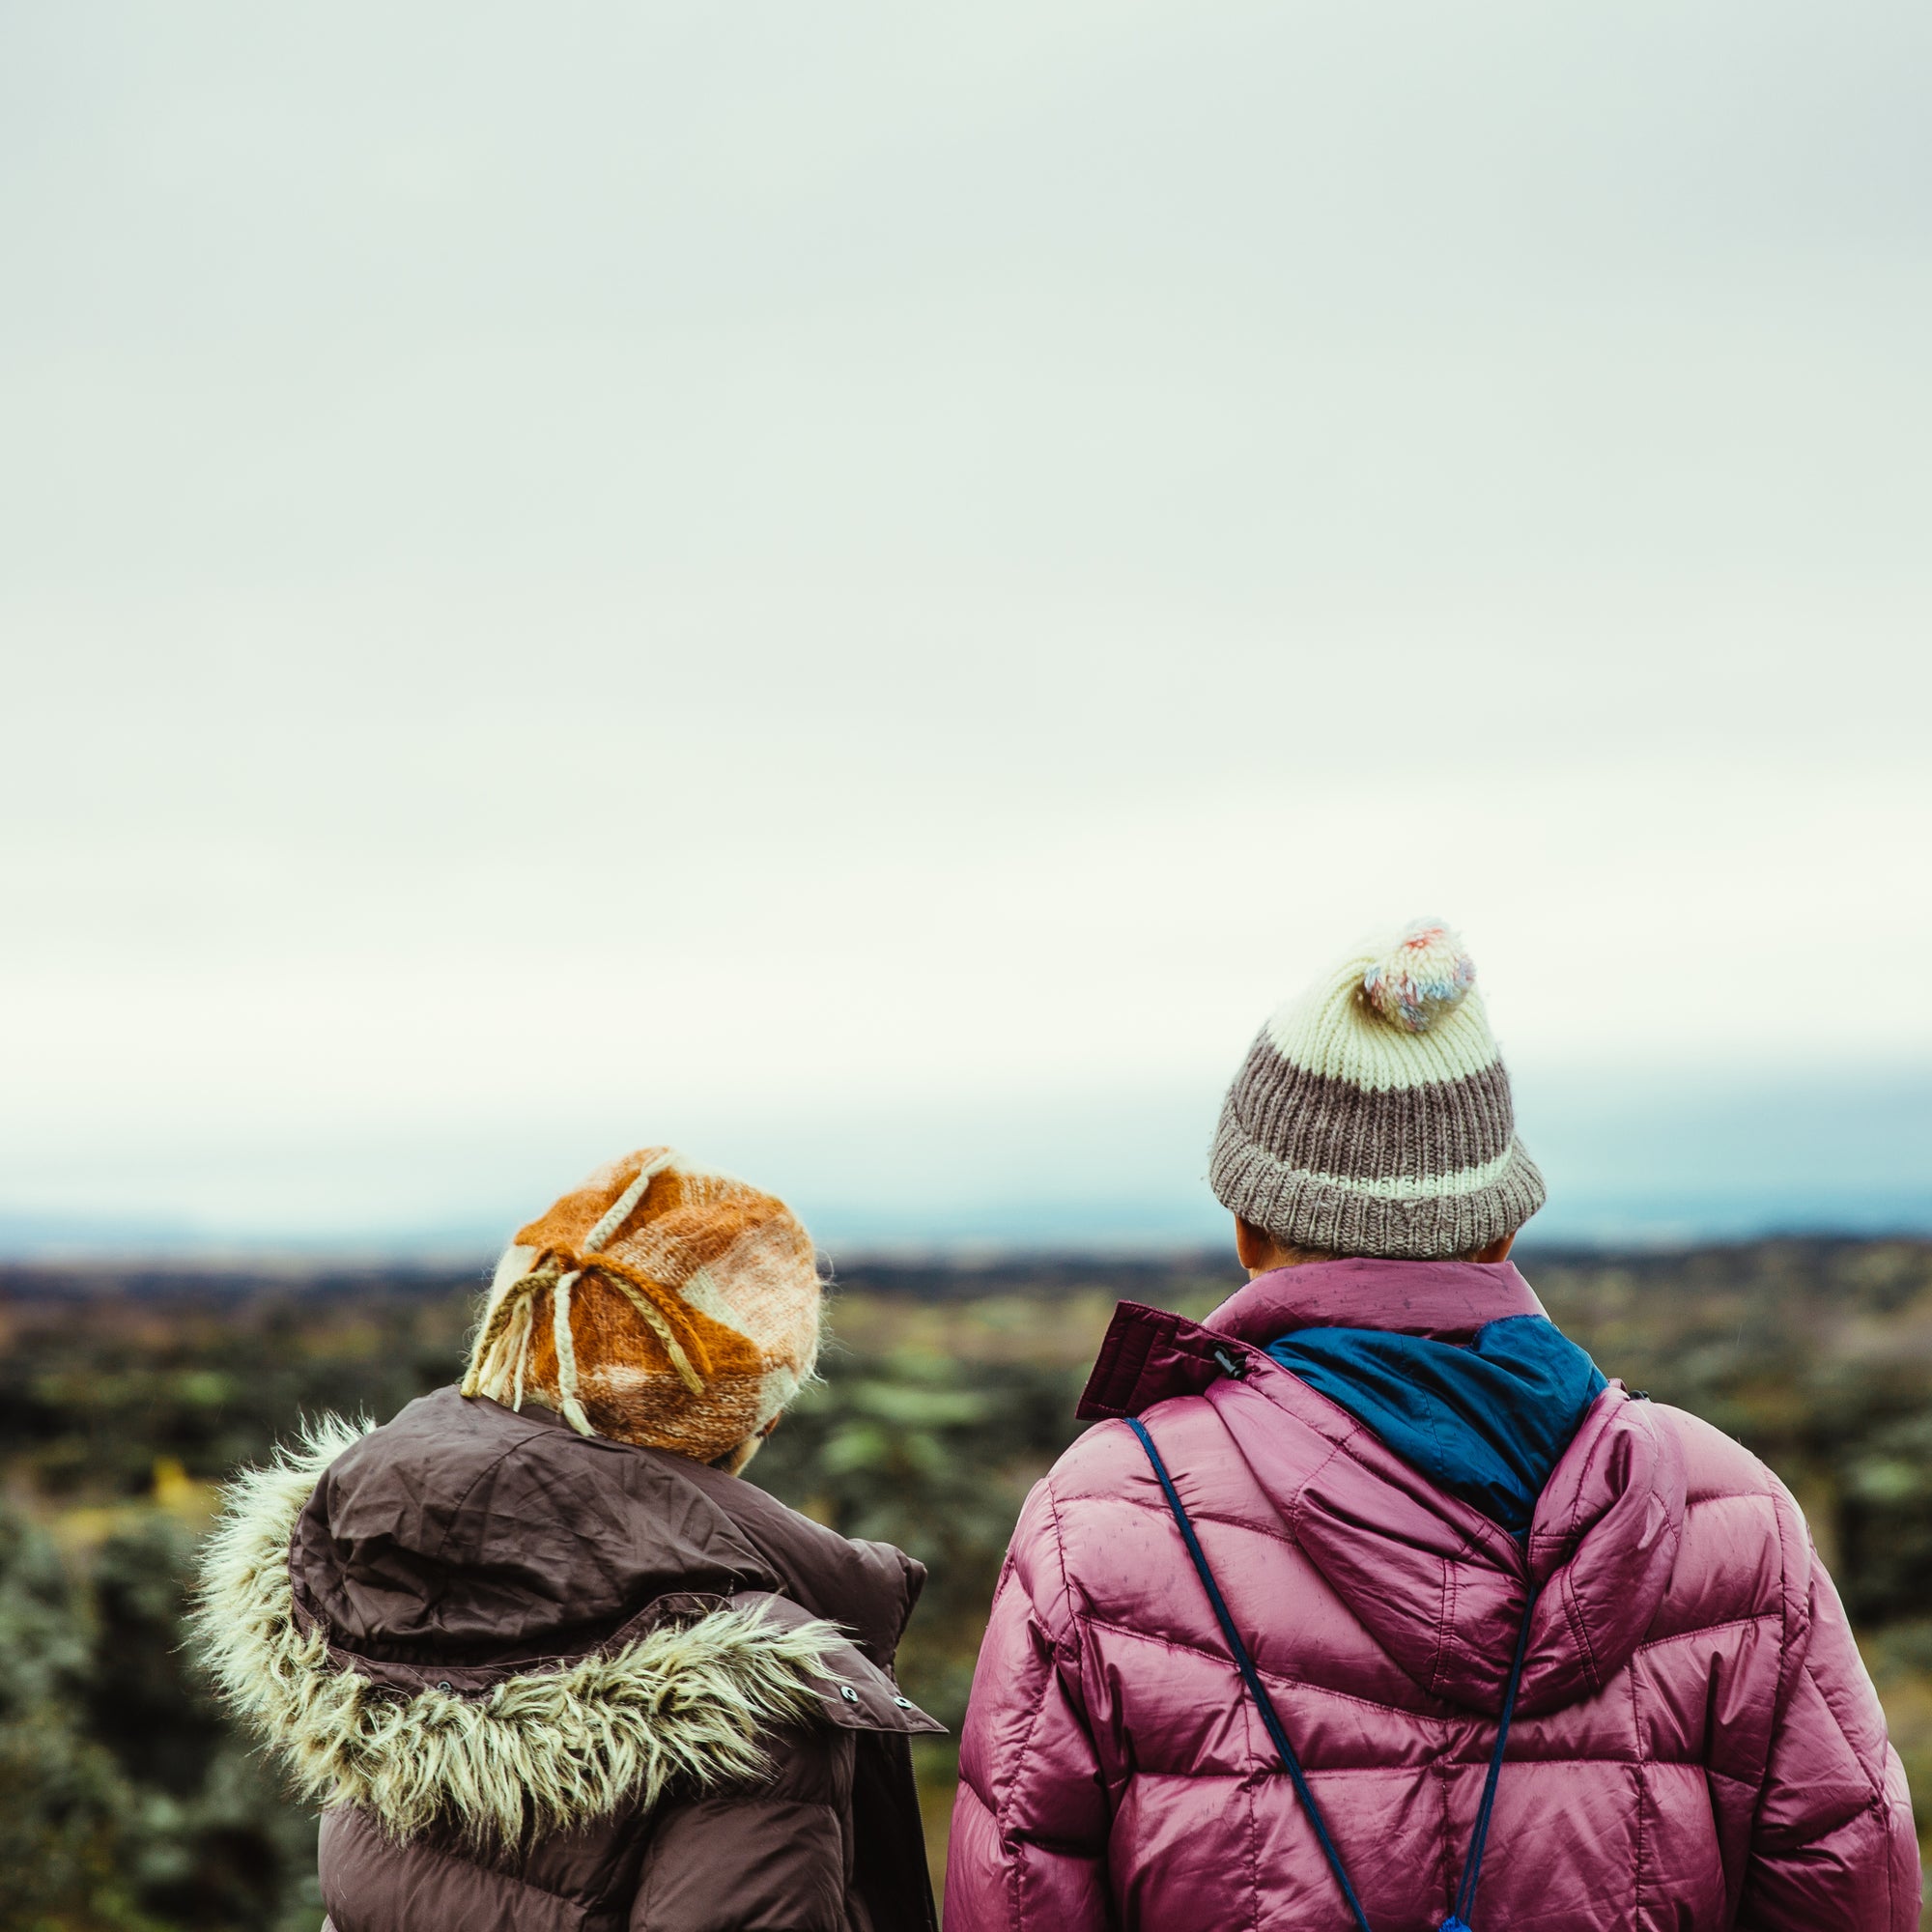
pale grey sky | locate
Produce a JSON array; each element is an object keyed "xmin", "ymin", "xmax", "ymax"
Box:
[{"xmin": 3, "ymin": 2, "xmax": 1928, "ymax": 1247}]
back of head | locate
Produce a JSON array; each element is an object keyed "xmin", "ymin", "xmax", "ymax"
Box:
[
  {"xmin": 463, "ymin": 1147, "xmax": 823, "ymax": 1466},
  {"xmin": 1209, "ymin": 919, "xmax": 1544, "ymax": 1258}
]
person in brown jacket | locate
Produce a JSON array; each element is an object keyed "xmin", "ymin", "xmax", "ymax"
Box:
[{"xmin": 194, "ymin": 1148, "xmax": 942, "ymax": 1932}]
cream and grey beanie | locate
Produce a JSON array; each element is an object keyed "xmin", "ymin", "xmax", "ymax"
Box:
[{"xmin": 1208, "ymin": 920, "xmax": 1545, "ymax": 1259}]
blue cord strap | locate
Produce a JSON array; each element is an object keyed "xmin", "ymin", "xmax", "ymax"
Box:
[
  {"xmin": 1446, "ymin": 1555, "xmax": 1540, "ymax": 1929},
  {"xmin": 1126, "ymin": 1413, "xmax": 1538, "ymax": 1932}
]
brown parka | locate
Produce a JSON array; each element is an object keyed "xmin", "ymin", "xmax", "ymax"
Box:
[{"xmin": 195, "ymin": 1387, "xmax": 943, "ymax": 1932}]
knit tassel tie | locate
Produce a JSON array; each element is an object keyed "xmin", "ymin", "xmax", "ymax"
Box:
[{"xmin": 461, "ymin": 1150, "xmax": 709, "ymax": 1435}]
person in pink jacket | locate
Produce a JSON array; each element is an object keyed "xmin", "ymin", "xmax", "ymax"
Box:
[{"xmin": 948, "ymin": 923, "xmax": 1918, "ymax": 1931}]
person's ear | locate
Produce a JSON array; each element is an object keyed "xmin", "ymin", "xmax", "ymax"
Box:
[
  {"xmin": 1470, "ymin": 1231, "xmax": 1517, "ymax": 1264},
  {"xmin": 1234, "ymin": 1216, "xmax": 1275, "ymax": 1273}
]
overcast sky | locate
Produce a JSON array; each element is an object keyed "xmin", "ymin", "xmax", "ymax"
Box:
[{"xmin": 3, "ymin": 1, "xmax": 1928, "ymax": 1250}]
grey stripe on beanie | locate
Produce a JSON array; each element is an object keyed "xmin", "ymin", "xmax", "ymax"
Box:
[{"xmin": 1209, "ymin": 921, "xmax": 1546, "ymax": 1260}]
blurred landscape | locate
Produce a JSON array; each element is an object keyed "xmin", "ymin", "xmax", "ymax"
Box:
[{"xmin": 3, "ymin": 1238, "xmax": 1930, "ymax": 1929}]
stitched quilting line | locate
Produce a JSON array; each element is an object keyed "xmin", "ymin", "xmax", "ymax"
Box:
[
  {"xmin": 1244, "ymin": 1727, "xmax": 1263, "ymax": 1927},
  {"xmin": 1431, "ymin": 1526, "xmax": 1481, "ymax": 1703},
  {"xmin": 1101, "ymin": 1477, "xmax": 1304, "ymax": 1553},
  {"xmin": 1632, "ymin": 1611, "xmax": 1777, "ymax": 1656},
  {"xmin": 1680, "ymin": 1488, "xmax": 1781, "ymax": 1516},
  {"xmin": 1002, "ymin": 1476, "xmax": 1094, "ymax": 1932},
  {"xmin": 1741, "ymin": 1480, "xmax": 1804, "ymax": 1862},
  {"xmin": 1044, "ymin": 1476, "xmax": 1081, "ymax": 1654},
  {"xmin": 1773, "ymin": 1783, "xmax": 1892, "ymax": 1855},
  {"xmin": 1630, "ymin": 1665, "xmax": 1646, "ymax": 1919},
  {"xmin": 1433, "ymin": 1758, "xmax": 1455, "ymax": 1920},
  {"xmin": 1558, "ymin": 1567, "xmax": 1602, "ymax": 1697},
  {"xmin": 1079, "ymin": 1614, "xmax": 1454, "ymax": 1725},
  {"xmin": 1000, "ymin": 1642, "xmax": 1053, "ymax": 1932}
]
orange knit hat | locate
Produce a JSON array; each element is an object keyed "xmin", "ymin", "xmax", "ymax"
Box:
[{"xmin": 461, "ymin": 1148, "xmax": 823, "ymax": 1465}]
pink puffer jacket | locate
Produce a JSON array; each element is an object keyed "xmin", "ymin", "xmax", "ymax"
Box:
[{"xmin": 947, "ymin": 1261, "xmax": 1918, "ymax": 1930}]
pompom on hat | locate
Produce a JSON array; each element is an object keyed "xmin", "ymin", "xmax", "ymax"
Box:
[
  {"xmin": 462, "ymin": 1148, "xmax": 823, "ymax": 1466},
  {"xmin": 1208, "ymin": 920, "xmax": 1546, "ymax": 1260}
]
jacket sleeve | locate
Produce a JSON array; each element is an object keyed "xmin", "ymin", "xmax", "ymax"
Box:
[
  {"xmin": 1738, "ymin": 1530, "xmax": 1920, "ymax": 1931},
  {"xmin": 630, "ymin": 1724, "xmax": 855, "ymax": 1932},
  {"xmin": 944, "ymin": 1477, "xmax": 1114, "ymax": 1932}
]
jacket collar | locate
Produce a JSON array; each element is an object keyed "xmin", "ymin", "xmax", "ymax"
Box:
[
  {"xmin": 1211, "ymin": 1257, "xmax": 1545, "ymax": 1343},
  {"xmin": 1076, "ymin": 1259, "xmax": 1546, "ymax": 1421}
]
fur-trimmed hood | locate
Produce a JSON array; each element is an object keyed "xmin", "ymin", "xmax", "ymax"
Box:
[{"xmin": 192, "ymin": 1390, "xmax": 939, "ymax": 1848}]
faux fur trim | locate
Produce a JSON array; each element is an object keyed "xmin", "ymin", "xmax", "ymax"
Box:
[{"xmin": 190, "ymin": 1415, "xmax": 842, "ymax": 1844}]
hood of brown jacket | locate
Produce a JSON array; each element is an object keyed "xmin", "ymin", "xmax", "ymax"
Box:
[{"xmin": 194, "ymin": 1386, "xmax": 940, "ymax": 1846}]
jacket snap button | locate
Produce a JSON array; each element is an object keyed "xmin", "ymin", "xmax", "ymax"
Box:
[
  {"xmin": 838, "ymin": 1685, "xmax": 860, "ymax": 1703},
  {"xmin": 437, "ymin": 1681, "xmax": 452, "ymax": 1692},
  {"xmin": 894, "ymin": 1695, "xmax": 914, "ymax": 1709}
]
